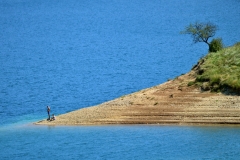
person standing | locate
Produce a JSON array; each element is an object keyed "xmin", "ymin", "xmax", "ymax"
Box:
[{"xmin": 47, "ymin": 106, "xmax": 50, "ymax": 120}]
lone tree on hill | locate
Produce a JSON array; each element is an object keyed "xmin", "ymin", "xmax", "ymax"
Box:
[{"xmin": 181, "ymin": 22, "xmax": 222, "ymax": 52}]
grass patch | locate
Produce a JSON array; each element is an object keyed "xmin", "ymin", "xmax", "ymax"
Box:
[
  {"xmin": 195, "ymin": 42, "xmax": 240, "ymax": 92},
  {"xmin": 187, "ymin": 81, "xmax": 195, "ymax": 86}
]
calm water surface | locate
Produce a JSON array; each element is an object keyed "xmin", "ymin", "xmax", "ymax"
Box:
[
  {"xmin": 1, "ymin": 125, "xmax": 240, "ymax": 159},
  {"xmin": 0, "ymin": 0, "xmax": 240, "ymax": 159}
]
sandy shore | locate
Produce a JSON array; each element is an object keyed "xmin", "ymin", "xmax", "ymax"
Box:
[{"xmin": 35, "ymin": 71, "xmax": 240, "ymax": 126}]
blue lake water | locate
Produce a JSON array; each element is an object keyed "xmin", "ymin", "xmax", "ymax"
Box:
[
  {"xmin": 0, "ymin": 0, "xmax": 240, "ymax": 159},
  {"xmin": 2, "ymin": 125, "xmax": 240, "ymax": 160}
]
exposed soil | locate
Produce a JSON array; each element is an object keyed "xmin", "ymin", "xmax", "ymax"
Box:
[{"xmin": 35, "ymin": 70, "xmax": 240, "ymax": 126}]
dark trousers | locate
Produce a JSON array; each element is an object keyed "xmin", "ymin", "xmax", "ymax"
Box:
[{"xmin": 48, "ymin": 111, "xmax": 50, "ymax": 120}]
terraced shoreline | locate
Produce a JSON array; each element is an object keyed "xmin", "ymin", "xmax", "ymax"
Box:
[{"xmin": 35, "ymin": 71, "xmax": 240, "ymax": 126}]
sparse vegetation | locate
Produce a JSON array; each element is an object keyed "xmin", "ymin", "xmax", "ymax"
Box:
[
  {"xmin": 188, "ymin": 81, "xmax": 195, "ymax": 86},
  {"xmin": 193, "ymin": 42, "xmax": 240, "ymax": 93}
]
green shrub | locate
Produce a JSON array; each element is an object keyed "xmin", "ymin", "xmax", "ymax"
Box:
[
  {"xmin": 209, "ymin": 38, "xmax": 224, "ymax": 52},
  {"xmin": 209, "ymin": 75, "xmax": 221, "ymax": 85},
  {"xmin": 196, "ymin": 76, "xmax": 209, "ymax": 82},
  {"xmin": 187, "ymin": 81, "xmax": 195, "ymax": 86}
]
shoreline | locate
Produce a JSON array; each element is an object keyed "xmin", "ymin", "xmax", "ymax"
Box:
[{"xmin": 35, "ymin": 71, "xmax": 240, "ymax": 126}]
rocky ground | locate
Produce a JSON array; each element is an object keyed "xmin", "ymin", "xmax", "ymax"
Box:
[{"xmin": 35, "ymin": 70, "xmax": 240, "ymax": 126}]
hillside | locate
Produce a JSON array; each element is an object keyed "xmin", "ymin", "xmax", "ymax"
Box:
[
  {"xmin": 35, "ymin": 43, "xmax": 240, "ymax": 126},
  {"xmin": 192, "ymin": 42, "xmax": 240, "ymax": 93}
]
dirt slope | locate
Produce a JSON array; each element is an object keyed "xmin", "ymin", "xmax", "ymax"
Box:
[{"xmin": 35, "ymin": 71, "xmax": 240, "ymax": 126}]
